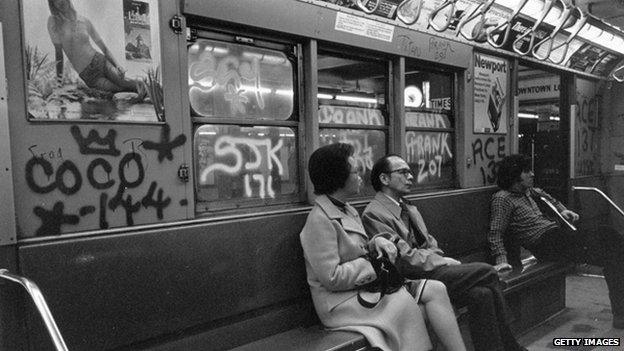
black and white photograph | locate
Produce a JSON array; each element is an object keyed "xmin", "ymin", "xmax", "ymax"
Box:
[{"xmin": 3, "ymin": 0, "xmax": 624, "ymax": 350}]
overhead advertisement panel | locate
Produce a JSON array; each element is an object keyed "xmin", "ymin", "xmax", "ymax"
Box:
[
  {"xmin": 309, "ymin": 0, "xmax": 624, "ymax": 78},
  {"xmin": 567, "ymin": 44, "xmax": 622, "ymax": 77}
]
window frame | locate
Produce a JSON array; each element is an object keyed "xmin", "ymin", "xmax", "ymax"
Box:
[
  {"xmin": 188, "ymin": 29, "xmax": 306, "ymax": 213},
  {"xmin": 402, "ymin": 61, "xmax": 457, "ymax": 192},
  {"xmin": 316, "ymin": 47, "xmax": 392, "ymax": 199}
]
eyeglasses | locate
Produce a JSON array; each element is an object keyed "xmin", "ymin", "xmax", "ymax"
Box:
[{"xmin": 388, "ymin": 168, "xmax": 412, "ymax": 176}]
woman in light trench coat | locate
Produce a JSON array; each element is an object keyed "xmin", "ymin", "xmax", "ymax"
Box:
[{"xmin": 300, "ymin": 143, "xmax": 466, "ymax": 351}]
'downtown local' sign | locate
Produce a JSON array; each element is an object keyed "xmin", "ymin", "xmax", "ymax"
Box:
[{"xmin": 517, "ymin": 76, "xmax": 561, "ymax": 101}]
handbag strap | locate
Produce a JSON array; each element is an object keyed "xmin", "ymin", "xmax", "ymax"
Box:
[{"xmin": 357, "ymin": 260, "xmax": 390, "ymax": 309}]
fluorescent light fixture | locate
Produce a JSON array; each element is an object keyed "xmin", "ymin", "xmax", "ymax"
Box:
[
  {"xmin": 242, "ymin": 52, "xmax": 286, "ymax": 64},
  {"xmin": 317, "ymin": 93, "xmax": 334, "ymax": 100},
  {"xmin": 584, "ymin": 30, "xmax": 624, "ymax": 55},
  {"xmin": 519, "ymin": 112, "xmax": 539, "ymax": 119},
  {"xmin": 191, "ymin": 45, "xmax": 228, "ymax": 55},
  {"xmin": 493, "ymin": 0, "xmax": 624, "ymax": 56},
  {"xmin": 577, "ymin": 23, "xmax": 604, "ymax": 42},
  {"xmin": 549, "ymin": 116, "xmax": 560, "ymax": 121},
  {"xmin": 211, "ymin": 47, "xmax": 229, "ymax": 55},
  {"xmin": 240, "ymin": 86, "xmax": 271, "ymax": 94},
  {"xmin": 199, "ymin": 131, "xmax": 217, "ymax": 135},
  {"xmin": 275, "ymin": 89, "xmax": 294, "ymax": 96},
  {"xmin": 404, "ymin": 86, "xmax": 423, "ymax": 107},
  {"xmin": 423, "ymin": 81, "xmax": 431, "ymax": 108},
  {"xmin": 519, "ymin": 0, "xmax": 563, "ymax": 27},
  {"xmin": 514, "ymin": 0, "xmax": 548, "ymax": 19},
  {"xmin": 335, "ymin": 95, "xmax": 378, "ymax": 104},
  {"xmin": 495, "ymin": 0, "xmax": 561, "ymax": 27}
]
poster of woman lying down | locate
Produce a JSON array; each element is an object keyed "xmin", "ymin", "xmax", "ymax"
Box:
[{"xmin": 24, "ymin": 0, "xmax": 163, "ymax": 122}]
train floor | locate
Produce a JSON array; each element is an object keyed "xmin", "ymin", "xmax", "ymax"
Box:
[{"xmin": 519, "ymin": 273, "xmax": 624, "ymax": 351}]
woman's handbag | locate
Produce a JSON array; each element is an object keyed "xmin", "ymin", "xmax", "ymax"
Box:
[{"xmin": 357, "ymin": 251, "xmax": 405, "ymax": 308}]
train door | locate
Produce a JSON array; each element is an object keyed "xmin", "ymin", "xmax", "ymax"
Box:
[{"xmin": 517, "ymin": 65, "xmax": 569, "ymax": 199}]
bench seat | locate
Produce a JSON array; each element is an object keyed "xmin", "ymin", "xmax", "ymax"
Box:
[
  {"xmin": 499, "ymin": 256, "xmax": 572, "ymax": 293},
  {"xmin": 188, "ymin": 188, "xmax": 571, "ymax": 351},
  {"xmin": 229, "ymin": 327, "xmax": 367, "ymax": 351},
  {"xmin": 228, "ymin": 256, "xmax": 570, "ymax": 351}
]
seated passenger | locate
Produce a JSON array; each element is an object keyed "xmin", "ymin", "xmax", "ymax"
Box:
[
  {"xmin": 489, "ymin": 154, "xmax": 624, "ymax": 329},
  {"xmin": 362, "ymin": 154, "xmax": 526, "ymax": 351},
  {"xmin": 300, "ymin": 143, "xmax": 466, "ymax": 351}
]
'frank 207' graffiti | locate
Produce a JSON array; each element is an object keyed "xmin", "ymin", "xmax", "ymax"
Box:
[{"xmin": 405, "ymin": 131, "xmax": 454, "ymax": 185}]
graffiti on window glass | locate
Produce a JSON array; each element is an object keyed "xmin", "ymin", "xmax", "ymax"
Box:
[
  {"xmin": 318, "ymin": 105, "xmax": 385, "ymax": 125},
  {"xmin": 188, "ymin": 40, "xmax": 294, "ymax": 119},
  {"xmin": 194, "ymin": 126, "xmax": 298, "ymax": 203},
  {"xmin": 319, "ymin": 129, "xmax": 386, "ymax": 196},
  {"xmin": 405, "ymin": 131, "xmax": 454, "ymax": 186},
  {"xmin": 405, "ymin": 111, "xmax": 451, "ymax": 129}
]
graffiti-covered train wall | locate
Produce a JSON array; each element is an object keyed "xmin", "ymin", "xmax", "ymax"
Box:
[
  {"xmin": 12, "ymin": 0, "xmax": 188, "ymax": 239},
  {"xmin": 18, "ymin": 124, "xmax": 187, "ymax": 238}
]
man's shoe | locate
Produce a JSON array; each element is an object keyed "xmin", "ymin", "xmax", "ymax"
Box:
[{"xmin": 613, "ymin": 315, "xmax": 624, "ymax": 329}]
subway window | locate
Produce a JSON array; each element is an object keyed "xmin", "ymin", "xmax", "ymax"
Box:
[
  {"xmin": 317, "ymin": 51, "xmax": 388, "ymax": 197},
  {"xmin": 404, "ymin": 61, "xmax": 455, "ymax": 190},
  {"xmin": 188, "ymin": 36, "xmax": 300, "ymax": 212}
]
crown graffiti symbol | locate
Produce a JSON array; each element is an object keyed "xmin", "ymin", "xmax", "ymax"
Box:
[{"xmin": 70, "ymin": 125, "xmax": 121, "ymax": 156}]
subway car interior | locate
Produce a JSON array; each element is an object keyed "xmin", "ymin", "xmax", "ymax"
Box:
[{"xmin": 2, "ymin": 0, "xmax": 624, "ymax": 350}]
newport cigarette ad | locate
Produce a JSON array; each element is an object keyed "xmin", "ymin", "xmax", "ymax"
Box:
[{"xmin": 474, "ymin": 53, "xmax": 508, "ymax": 134}]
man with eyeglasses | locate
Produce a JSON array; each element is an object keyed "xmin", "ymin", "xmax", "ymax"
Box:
[{"xmin": 362, "ymin": 154, "xmax": 526, "ymax": 351}]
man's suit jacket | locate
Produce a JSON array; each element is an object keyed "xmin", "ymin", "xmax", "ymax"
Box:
[{"xmin": 362, "ymin": 192, "xmax": 448, "ymax": 272}]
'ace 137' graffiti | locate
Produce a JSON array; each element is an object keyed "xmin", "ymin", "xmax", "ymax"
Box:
[
  {"xmin": 472, "ymin": 136, "xmax": 506, "ymax": 185},
  {"xmin": 24, "ymin": 125, "xmax": 186, "ymax": 237}
]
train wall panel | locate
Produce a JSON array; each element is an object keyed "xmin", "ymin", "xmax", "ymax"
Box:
[
  {"xmin": 19, "ymin": 212, "xmax": 309, "ymax": 350},
  {"xmin": 182, "ymin": 0, "xmax": 472, "ymax": 69},
  {"xmin": 17, "ymin": 188, "xmax": 495, "ymax": 350},
  {"xmin": 408, "ymin": 187, "xmax": 496, "ymax": 260}
]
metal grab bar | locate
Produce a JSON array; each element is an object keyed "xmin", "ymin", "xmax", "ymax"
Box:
[
  {"xmin": 397, "ymin": 0, "xmax": 423, "ymax": 25},
  {"xmin": 546, "ymin": 9, "xmax": 587, "ymax": 64},
  {"xmin": 532, "ymin": 5, "xmax": 588, "ymax": 64},
  {"xmin": 487, "ymin": 0, "xmax": 529, "ymax": 48},
  {"xmin": 428, "ymin": 0, "xmax": 458, "ymax": 32},
  {"xmin": 531, "ymin": 0, "xmax": 574, "ymax": 60},
  {"xmin": 610, "ymin": 61, "xmax": 624, "ymax": 82},
  {"xmin": 0, "ymin": 269, "xmax": 68, "ymax": 351},
  {"xmin": 356, "ymin": 0, "xmax": 380, "ymax": 14},
  {"xmin": 455, "ymin": 0, "xmax": 496, "ymax": 41},
  {"xmin": 572, "ymin": 186, "xmax": 624, "ymax": 218},
  {"xmin": 512, "ymin": 0, "xmax": 555, "ymax": 55}
]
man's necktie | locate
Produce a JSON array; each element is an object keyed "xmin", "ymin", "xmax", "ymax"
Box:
[{"xmin": 400, "ymin": 201, "xmax": 426, "ymax": 246}]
